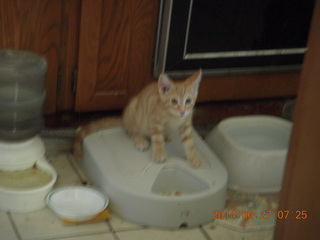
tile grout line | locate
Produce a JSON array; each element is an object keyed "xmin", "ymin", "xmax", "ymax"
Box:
[
  {"xmin": 39, "ymin": 231, "xmax": 112, "ymax": 240},
  {"xmin": 200, "ymin": 225, "xmax": 213, "ymax": 240},
  {"xmin": 7, "ymin": 212, "xmax": 22, "ymax": 240},
  {"xmin": 106, "ymin": 221, "xmax": 121, "ymax": 240},
  {"xmin": 66, "ymin": 154, "xmax": 88, "ymax": 185},
  {"xmin": 106, "ymin": 226, "xmax": 147, "ymax": 234}
]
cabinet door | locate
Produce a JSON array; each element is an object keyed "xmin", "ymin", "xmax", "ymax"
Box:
[
  {"xmin": 75, "ymin": 0, "xmax": 158, "ymax": 111},
  {"xmin": 0, "ymin": 0, "xmax": 62, "ymax": 114}
]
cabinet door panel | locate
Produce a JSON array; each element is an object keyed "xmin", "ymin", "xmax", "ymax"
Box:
[
  {"xmin": 96, "ymin": 0, "xmax": 131, "ymax": 93},
  {"xmin": 76, "ymin": 0, "xmax": 132, "ymax": 111},
  {"xmin": 0, "ymin": 0, "xmax": 62, "ymax": 114},
  {"xmin": 75, "ymin": 0, "xmax": 158, "ymax": 112}
]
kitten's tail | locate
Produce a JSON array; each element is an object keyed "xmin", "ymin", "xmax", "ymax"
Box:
[{"xmin": 73, "ymin": 117, "xmax": 122, "ymax": 157}]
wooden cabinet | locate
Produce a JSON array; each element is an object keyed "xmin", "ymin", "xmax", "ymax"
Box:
[
  {"xmin": 74, "ymin": 0, "xmax": 300, "ymax": 112},
  {"xmin": 75, "ymin": 0, "xmax": 158, "ymax": 111},
  {"xmin": 0, "ymin": 0, "xmax": 62, "ymax": 114},
  {"xmin": 0, "ymin": 0, "xmax": 300, "ymax": 114}
]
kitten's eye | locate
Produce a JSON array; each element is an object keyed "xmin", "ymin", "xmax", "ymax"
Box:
[
  {"xmin": 171, "ymin": 98, "xmax": 178, "ymax": 105},
  {"xmin": 185, "ymin": 98, "xmax": 192, "ymax": 104}
]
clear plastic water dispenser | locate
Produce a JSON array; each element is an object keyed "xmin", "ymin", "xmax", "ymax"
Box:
[{"xmin": 0, "ymin": 49, "xmax": 47, "ymax": 141}]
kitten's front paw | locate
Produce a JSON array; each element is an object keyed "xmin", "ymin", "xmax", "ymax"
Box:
[
  {"xmin": 188, "ymin": 154, "xmax": 204, "ymax": 168},
  {"xmin": 153, "ymin": 150, "xmax": 167, "ymax": 163},
  {"xmin": 133, "ymin": 136, "xmax": 150, "ymax": 151}
]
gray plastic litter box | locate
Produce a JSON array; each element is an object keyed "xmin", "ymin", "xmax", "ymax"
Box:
[{"xmin": 80, "ymin": 127, "xmax": 227, "ymax": 229}]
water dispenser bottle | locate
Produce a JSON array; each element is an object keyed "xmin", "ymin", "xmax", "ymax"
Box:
[{"xmin": 0, "ymin": 49, "xmax": 47, "ymax": 141}]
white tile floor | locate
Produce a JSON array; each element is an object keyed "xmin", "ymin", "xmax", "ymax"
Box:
[{"xmin": 0, "ymin": 153, "xmax": 274, "ymax": 240}]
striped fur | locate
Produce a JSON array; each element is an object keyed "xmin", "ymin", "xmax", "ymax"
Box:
[
  {"xmin": 74, "ymin": 70, "xmax": 203, "ymax": 167},
  {"xmin": 73, "ymin": 117, "xmax": 122, "ymax": 157},
  {"xmin": 123, "ymin": 69, "xmax": 203, "ymax": 167}
]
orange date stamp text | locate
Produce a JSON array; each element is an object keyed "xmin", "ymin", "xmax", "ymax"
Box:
[{"xmin": 211, "ymin": 210, "xmax": 308, "ymax": 220}]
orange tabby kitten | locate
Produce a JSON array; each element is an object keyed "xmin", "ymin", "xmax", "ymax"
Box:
[
  {"xmin": 74, "ymin": 70, "xmax": 203, "ymax": 167},
  {"xmin": 123, "ymin": 69, "xmax": 203, "ymax": 167}
]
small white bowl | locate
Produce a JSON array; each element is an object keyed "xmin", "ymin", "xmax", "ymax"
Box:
[{"xmin": 47, "ymin": 186, "xmax": 108, "ymax": 221}]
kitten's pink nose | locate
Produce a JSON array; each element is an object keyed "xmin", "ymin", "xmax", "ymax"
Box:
[{"xmin": 180, "ymin": 109, "xmax": 186, "ymax": 116}]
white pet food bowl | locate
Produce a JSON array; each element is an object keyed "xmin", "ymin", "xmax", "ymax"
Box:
[
  {"xmin": 205, "ymin": 115, "xmax": 292, "ymax": 193},
  {"xmin": 0, "ymin": 136, "xmax": 45, "ymax": 171},
  {"xmin": 47, "ymin": 186, "xmax": 108, "ymax": 221},
  {"xmin": 0, "ymin": 159, "xmax": 57, "ymax": 213},
  {"xmin": 80, "ymin": 127, "xmax": 228, "ymax": 229}
]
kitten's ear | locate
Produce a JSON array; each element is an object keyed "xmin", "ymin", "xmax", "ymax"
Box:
[
  {"xmin": 188, "ymin": 69, "xmax": 202, "ymax": 92},
  {"xmin": 158, "ymin": 73, "xmax": 173, "ymax": 95}
]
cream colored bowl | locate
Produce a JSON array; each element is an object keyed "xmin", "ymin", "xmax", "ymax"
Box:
[{"xmin": 0, "ymin": 159, "xmax": 57, "ymax": 212}]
